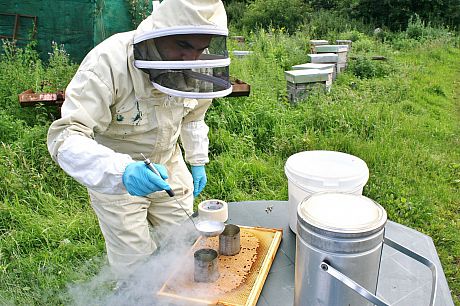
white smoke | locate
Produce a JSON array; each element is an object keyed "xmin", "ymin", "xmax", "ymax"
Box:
[{"xmin": 67, "ymin": 221, "xmax": 214, "ymax": 306}]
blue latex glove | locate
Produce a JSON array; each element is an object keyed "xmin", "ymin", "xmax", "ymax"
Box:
[
  {"xmin": 191, "ymin": 165, "xmax": 207, "ymax": 197},
  {"xmin": 122, "ymin": 161, "xmax": 171, "ymax": 196}
]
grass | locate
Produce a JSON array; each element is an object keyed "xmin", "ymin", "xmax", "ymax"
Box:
[{"xmin": 0, "ymin": 29, "xmax": 459, "ymax": 305}]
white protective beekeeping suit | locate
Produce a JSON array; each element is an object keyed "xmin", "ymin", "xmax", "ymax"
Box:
[{"xmin": 47, "ymin": 0, "xmax": 229, "ymax": 278}]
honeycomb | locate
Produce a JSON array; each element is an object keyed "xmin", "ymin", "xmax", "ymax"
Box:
[{"xmin": 157, "ymin": 226, "xmax": 282, "ymax": 306}]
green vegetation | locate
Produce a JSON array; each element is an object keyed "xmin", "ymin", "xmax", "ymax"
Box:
[
  {"xmin": 227, "ymin": 0, "xmax": 460, "ymax": 32},
  {"xmin": 126, "ymin": 0, "xmax": 152, "ymax": 28},
  {"xmin": 1, "ymin": 15, "xmax": 459, "ymax": 306}
]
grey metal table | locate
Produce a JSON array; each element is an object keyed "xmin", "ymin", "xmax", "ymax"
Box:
[{"xmin": 227, "ymin": 201, "xmax": 454, "ymax": 306}]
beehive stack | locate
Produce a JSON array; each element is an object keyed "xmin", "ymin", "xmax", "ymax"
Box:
[
  {"xmin": 314, "ymin": 44, "xmax": 349, "ymax": 73},
  {"xmin": 284, "ymin": 39, "xmax": 352, "ymax": 104}
]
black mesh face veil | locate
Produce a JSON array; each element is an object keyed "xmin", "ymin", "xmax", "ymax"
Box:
[{"xmin": 134, "ymin": 33, "xmax": 232, "ymax": 99}]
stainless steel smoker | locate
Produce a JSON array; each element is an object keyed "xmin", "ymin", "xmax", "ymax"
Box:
[{"xmin": 295, "ymin": 192, "xmax": 437, "ymax": 306}]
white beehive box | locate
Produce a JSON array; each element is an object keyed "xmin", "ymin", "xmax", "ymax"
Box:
[
  {"xmin": 233, "ymin": 50, "xmax": 253, "ymax": 58},
  {"xmin": 309, "ymin": 39, "xmax": 329, "ymax": 46},
  {"xmin": 308, "ymin": 53, "xmax": 338, "ymax": 63},
  {"xmin": 291, "ymin": 63, "xmax": 335, "ymax": 72},
  {"xmin": 336, "ymin": 39, "xmax": 352, "ymax": 46},
  {"xmin": 307, "ymin": 54, "xmax": 339, "ymax": 79},
  {"xmin": 284, "ymin": 69, "xmax": 331, "ymax": 104},
  {"xmin": 314, "ymin": 44, "xmax": 349, "ymax": 53},
  {"xmin": 286, "ymin": 82, "xmax": 329, "ymax": 104},
  {"xmin": 309, "ymin": 40, "xmax": 329, "ymax": 53},
  {"xmin": 336, "ymin": 40, "xmax": 352, "ymax": 62},
  {"xmin": 291, "ymin": 63, "xmax": 334, "ymax": 87},
  {"xmin": 284, "ymin": 69, "xmax": 329, "ymax": 84},
  {"xmin": 315, "ymin": 45, "xmax": 349, "ymax": 70}
]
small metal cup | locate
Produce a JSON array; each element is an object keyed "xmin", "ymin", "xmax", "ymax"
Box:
[
  {"xmin": 194, "ymin": 248, "xmax": 220, "ymax": 282},
  {"xmin": 219, "ymin": 224, "xmax": 241, "ymax": 256}
]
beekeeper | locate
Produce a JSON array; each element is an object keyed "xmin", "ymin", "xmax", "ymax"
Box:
[{"xmin": 47, "ymin": 0, "xmax": 231, "ymax": 278}]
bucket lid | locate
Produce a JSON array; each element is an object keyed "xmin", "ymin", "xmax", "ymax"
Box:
[
  {"xmin": 298, "ymin": 193, "xmax": 387, "ymax": 234},
  {"xmin": 284, "ymin": 150, "xmax": 369, "ymax": 190}
]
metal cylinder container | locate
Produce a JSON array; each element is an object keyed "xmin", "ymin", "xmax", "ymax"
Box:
[
  {"xmin": 219, "ymin": 224, "xmax": 241, "ymax": 256},
  {"xmin": 194, "ymin": 248, "xmax": 220, "ymax": 283},
  {"xmin": 295, "ymin": 192, "xmax": 387, "ymax": 306}
]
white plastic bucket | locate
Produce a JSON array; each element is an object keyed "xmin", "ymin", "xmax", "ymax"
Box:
[{"xmin": 284, "ymin": 150, "xmax": 369, "ymax": 234}]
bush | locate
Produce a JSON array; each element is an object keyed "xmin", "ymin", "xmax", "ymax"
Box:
[
  {"xmin": 241, "ymin": 0, "xmax": 310, "ymax": 34},
  {"xmin": 338, "ymin": 30, "xmax": 368, "ymax": 42},
  {"xmin": 126, "ymin": 0, "xmax": 152, "ymax": 28},
  {"xmin": 300, "ymin": 10, "xmax": 371, "ymax": 41},
  {"xmin": 351, "ymin": 37, "xmax": 376, "ymax": 53},
  {"xmin": 225, "ymin": 0, "xmax": 249, "ymax": 31},
  {"xmin": 405, "ymin": 14, "xmax": 453, "ymax": 42},
  {"xmin": 348, "ymin": 56, "xmax": 394, "ymax": 79},
  {"xmin": 42, "ymin": 42, "xmax": 78, "ymax": 92}
]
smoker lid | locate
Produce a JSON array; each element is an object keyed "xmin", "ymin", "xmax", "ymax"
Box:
[{"xmin": 298, "ymin": 192, "xmax": 387, "ymax": 234}]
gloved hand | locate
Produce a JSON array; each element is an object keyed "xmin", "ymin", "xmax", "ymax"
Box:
[
  {"xmin": 122, "ymin": 161, "xmax": 171, "ymax": 196},
  {"xmin": 191, "ymin": 165, "xmax": 207, "ymax": 197}
]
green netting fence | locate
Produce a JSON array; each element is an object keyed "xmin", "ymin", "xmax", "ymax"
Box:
[{"xmin": 0, "ymin": 0, "xmax": 154, "ymax": 63}]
